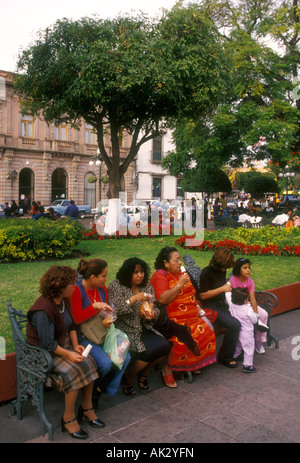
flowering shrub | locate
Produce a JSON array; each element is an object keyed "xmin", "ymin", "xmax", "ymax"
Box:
[
  {"xmin": 175, "ymin": 226, "xmax": 300, "ymax": 257},
  {"xmin": 82, "ymin": 223, "xmax": 171, "ymax": 240},
  {"xmin": 0, "ymin": 218, "xmax": 83, "ymax": 262}
]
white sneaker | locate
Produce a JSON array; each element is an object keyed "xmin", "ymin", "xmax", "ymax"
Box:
[{"xmin": 255, "ymin": 344, "xmax": 265, "ymax": 355}]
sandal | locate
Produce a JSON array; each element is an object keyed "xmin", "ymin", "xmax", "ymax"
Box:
[
  {"xmin": 138, "ymin": 374, "xmax": 149, "ymax": 390},
  {"xmin": 161, "ymin": 369, "xmax": 177, "ymax": 388},
  {"xmin": 122, "ymin": 375, "xmax": 136, "ymax": 396},
  {"xmin": 221, "ymin": 360, "xmax": 238, "ymax": 369}
]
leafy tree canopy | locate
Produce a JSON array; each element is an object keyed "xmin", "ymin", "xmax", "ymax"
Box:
[
  {"xmin": 243, "ymin": 175, "xmax": 279, "ymax": 198},
  {"xmin": 15, "ymin": 4, "xmax": 231, "ymax": 198},
  {"xmin": 163, "ymin": 0, "xmax": 300, "ymax": 188},
  {"xmin": 181, "ymin": 166, "xmax": 232, "ymax": 194}
]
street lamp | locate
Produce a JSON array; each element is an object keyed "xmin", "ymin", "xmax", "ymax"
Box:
[
  {"xmin": 278, "ymin": 166, "xmax": 295, "ymax": 201},
  {"xmin": 89, "ymin": 149, "xmax": 102, "ymax": 201}
]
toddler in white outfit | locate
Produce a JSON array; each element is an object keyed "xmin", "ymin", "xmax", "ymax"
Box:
[{"xmin": 225, "ymin": 287, "xmax": 257, "ymax": 373}]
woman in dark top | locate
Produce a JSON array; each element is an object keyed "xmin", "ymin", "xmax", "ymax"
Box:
[
  {"xmin": 27, "ymin": 265, "xmax": 104, "ymax": 440},
  {"xmin": 199, "ymin": 248, "xmax": 241, "ymax": 368}
]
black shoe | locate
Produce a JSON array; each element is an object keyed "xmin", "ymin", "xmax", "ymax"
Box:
[
  {"xmin": 220, "ymin": 359, "xmax": 238, "ymax": 368},
  {"xmin": 77, "ymin": 405, "xmax": 105, "ymax": 428},
  {"xmin": 242, "ymin": 365, "xmax": 256, "ymax": 373},
  {"xmin": 61, "ymin": 417, "xmax": 89, "ymax": 440}
]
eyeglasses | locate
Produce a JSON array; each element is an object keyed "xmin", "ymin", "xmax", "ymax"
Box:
[{"xmin": 169, "ymin": 257, "xmax": 181, "ymax": 263}]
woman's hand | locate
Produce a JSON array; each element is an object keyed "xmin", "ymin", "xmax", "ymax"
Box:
[
  {"xmin": 74, "ymin": 344, "xmax": 85, "ymax": 355},
  {"xmin": 177, "ymin": 273, "xmax": 190, "ymax": 289},
  {"xmin": 222, "ymin": 283, "xmax": 232, "ymax": 293},
  {"xmin": 93, "ymin": 302, "xmax": 114, "ymax": 312},
  {"xmin": 132, "ymin": 292, "xmax": 152, "ymax": 303},
  {"xmin": 68, "ymin": 351, "xmax": 85, "ymax": 363}
]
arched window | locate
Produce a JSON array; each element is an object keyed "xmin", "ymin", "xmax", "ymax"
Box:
[
  {"xmin": 51, "ymin": 168, "xmax": 68, "ymax": 202},
  {"xmin": 19, "ymin": 168, "xmax": 34, "ymax": 211}
]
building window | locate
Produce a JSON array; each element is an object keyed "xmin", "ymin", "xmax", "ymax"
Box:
[
  {"xmin": 152, "ymin": 177, "xmax": 162, "ymax": 199},
  {"xmin": 54, "ymin": 123, "xmax": 68, "ymax": 140},
  {"xmin": 118, "ymin": 129, "xmax": 124, "ymax": 147},
  {"xmin": 152, "ymin": 136, "xmax": 162, "ymax": 162},
  {"xmin": 85, "ymin": 123, "xmax": 97, "ymax": 144},
  {"xmin": 177, "ymin": 178, "xmax": 184, "ymax": 198},
  {"xmin": 0, "ymin": 76, "xmax": 5, "ymax": 100},
  {"xmin": 21, "ymin": 115, "xmax": 34, "ymax": 137}
]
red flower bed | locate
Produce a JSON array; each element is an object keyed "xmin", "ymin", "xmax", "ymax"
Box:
[{"xmin": 175, "ymin": 234, "xmax": 300, "ymax": 257}]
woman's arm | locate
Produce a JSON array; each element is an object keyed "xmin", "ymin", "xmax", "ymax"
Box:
[
  {"xmin": 150, "ymin": 271, "xmax": 190, "ymax": 305},
  {"xmin": 53, "ymin": 342, "xmax": 84, "ymax": 363},
  {"xmin": 70, "ymin": 285, "xmax": 111, "ymax": 324},
  {"xmin": 199, "ymin": 284, "xmax": 232, "ymax": 301},
  {"xmin": 31, "ymin": 311, "xmax": 84, "ymax": 362}
]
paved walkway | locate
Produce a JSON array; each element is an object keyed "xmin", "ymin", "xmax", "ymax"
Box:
[{"xmin": 0, "ymin": 309, "xmax": 299, "ymax": 445}]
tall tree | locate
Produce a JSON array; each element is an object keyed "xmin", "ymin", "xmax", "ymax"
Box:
[
  {"xmin": 163, "ymin": 0, "xmax": 300, "ymax": 181},
  {"xmin": 15, "ymin": 5, "xmax": 230, "ymax": 199}
]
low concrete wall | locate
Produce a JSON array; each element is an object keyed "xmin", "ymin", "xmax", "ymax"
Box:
[{"xmin": 267, "ymin": 282, "xmax": 300, "ymax": 316}]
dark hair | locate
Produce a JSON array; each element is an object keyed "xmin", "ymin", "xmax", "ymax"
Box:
[
  {"xmin": 116, "ymin": 257, "xmax": 150, "ymax": 288},
  {"xmin": 209, "ymin": 248, "xmax": 235, "ymax": 270},
  {"xmin": 154, "ymin": 246, "xmax": 178, "ymax": 270},
  {"xmin": 39, "ymin": 265, "xmax": 77, "ymax": 299},
  {"xmin": 232, "ymin": 287, "xmax": 249, "ymax": 305},
  {"xmin": 77, "ymin": 258, "xmax": 108, "ymax": 280},
  {"xmin": 232, "ymin": 258, "xmax": 251, "ymax": 276}
]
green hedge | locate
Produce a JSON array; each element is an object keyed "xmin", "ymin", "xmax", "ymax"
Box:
[{"xmin": 0, "ymin": 218, "xmax": 84, "ymax": 262}]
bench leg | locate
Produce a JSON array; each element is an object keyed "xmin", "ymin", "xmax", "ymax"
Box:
[
  {"xmin": 179, "ymin": 371, "xmax": 193, "ymax": 383},
  {"xmin": 36, "ymin": 382, "xmax": 54, "ymax": 440},
  {"xmin": 187, "ymin": 371, "xmax": 193, "ymax": 383},
  {"xmin": 10, "ymin": 370, "xmax": 24, "ymax": 420},
  {"xmin": 267, "ymin": 331, "xmax": 279, "ymax": 349}
]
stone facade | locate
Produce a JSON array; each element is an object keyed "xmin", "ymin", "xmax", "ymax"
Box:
[{"xmin": 0, "ymin": 70, "xmax": 136, "ymax": 209}]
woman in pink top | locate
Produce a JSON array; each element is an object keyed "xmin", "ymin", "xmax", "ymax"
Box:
[{"xmin": 230, "ymin": 258, "xmax": 269, "ymax": 354}]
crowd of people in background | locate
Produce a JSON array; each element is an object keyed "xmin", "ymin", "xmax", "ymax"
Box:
[
  {"xmin": 212, "ymin": 193, "xmax": 300, "ymax": 228},
  {"xmin": 2, "ymin": 197, "xmax": 79, "ymax": 221}
]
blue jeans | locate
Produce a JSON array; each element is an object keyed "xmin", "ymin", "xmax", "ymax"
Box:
[{"xmin": 81, "ymin": 338, "xmax": 130, "ymax": 396}]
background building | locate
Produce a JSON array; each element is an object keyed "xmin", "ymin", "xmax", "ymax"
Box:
[{"xmin": 0, "ymin": 70, "xmax": 136, "ymax": 209}]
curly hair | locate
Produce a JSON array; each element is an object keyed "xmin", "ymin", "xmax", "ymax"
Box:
[
  {"xmin": 39, "ymin": 265, "xmax": 77, "ymax": 299},
  {"xmin": 209, "ymin": 248, "xmax": 235, "ymax": 270},
  {"xmin": 154, "ymin": 246, "xmax": 178, "ymax": 270},
  {"xmin": 77, "ymin": 258, "xmax": 107, "ymax": 280},
  {"xmin": 116, "ymin": 257, "xmax": 150, "ymax": 288}
]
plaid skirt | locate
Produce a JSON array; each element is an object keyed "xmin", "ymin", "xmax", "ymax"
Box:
[{"xmin": 46, "ymin": 339, "xmax": 98, "ymax": 393}]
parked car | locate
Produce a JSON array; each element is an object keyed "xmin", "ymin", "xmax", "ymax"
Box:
[{"xmin": 44, "ymin": 200, "xmax": 91, "ymax": 218}]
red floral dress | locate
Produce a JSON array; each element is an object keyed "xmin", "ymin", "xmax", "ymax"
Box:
[{"xmin": 150, "ymin": 270, "xmax": 216, "ymax": 372}]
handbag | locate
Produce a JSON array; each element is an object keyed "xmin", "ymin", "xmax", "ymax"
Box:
[
  {"xmin": 80, "ymin": 312, "xmax": 108, "ymax": 345},
  {"xmin": 103, "ymin": 324, "xmax": 130, "ymax": 370}
]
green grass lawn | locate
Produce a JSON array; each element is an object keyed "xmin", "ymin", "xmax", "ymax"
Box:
[{"xmin": 1, "ymin": 235, "xmax": 300, "ymax": 353}]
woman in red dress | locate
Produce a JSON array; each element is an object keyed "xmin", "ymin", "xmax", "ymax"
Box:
[{"xmin": 150, "ymin": 247, "xmax": 216, "ymax": 388}]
